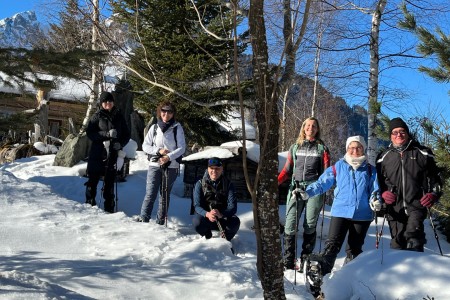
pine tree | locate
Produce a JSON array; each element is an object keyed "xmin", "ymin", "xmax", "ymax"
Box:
[
  {"xmin": 398, "ymin": 3, "xmax": 450, "ymax": 84},
  {"xmin": 0, "ymin": 47, "xmax": 105, "ymax": 87},
  {"xmin": 110, "ymin": 0, "xmax": 250, "ymax": 145}
]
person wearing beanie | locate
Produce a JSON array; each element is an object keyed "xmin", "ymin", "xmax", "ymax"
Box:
[
  {"xmin": 138, "ymin": 101, "xmax": 186, "ymax": 225},
  {"xmin": 376, "ymin": 117, "xmax": 442, "ymax": 252},
  {"xmin": 278, "ymin": 117, "xmax": 330, "ymax": 271},
  {"xmin": 191, "ymin": 157, "xmax": 240, "ymax": 241},
  {"xmin": 299, "ymin": 135, "xmax": 379, "ymax": 292},
  {"xmin": 85, "ymin": 91, "xmax": 130, "ymax": 213}
]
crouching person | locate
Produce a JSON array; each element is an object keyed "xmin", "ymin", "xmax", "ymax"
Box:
[{"xmin": 192, "ymin": 157, "xmax": 240, "ymax": 241}]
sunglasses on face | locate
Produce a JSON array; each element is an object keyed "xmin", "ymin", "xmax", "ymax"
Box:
[{"xmin": 161, "ymin": 109, "xmax": 174, "ymax": 114}]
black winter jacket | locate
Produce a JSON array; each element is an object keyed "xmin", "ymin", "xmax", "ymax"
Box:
[
  {"xmin": 86, "ymin": 106, "xmax": 130, "ymax": 175},
  {"xmin": 376, "ymin": 140, "xmax": 441, "ymax": 208}
]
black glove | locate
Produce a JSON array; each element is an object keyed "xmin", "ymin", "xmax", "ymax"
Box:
[
  {"xmin": 107, "ymin": 129, "xmax": 117, "ymax": 139},
  {"xmin": 112, "ymin": 142, "xmax": 121, "ymax": 150}
]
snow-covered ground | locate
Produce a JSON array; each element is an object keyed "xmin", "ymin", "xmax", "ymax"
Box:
[{"xmin": 1, "ymin": 152, "xmax": 449, "ymax": 299}]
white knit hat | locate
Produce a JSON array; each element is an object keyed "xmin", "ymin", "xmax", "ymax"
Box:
[{"xmin": 346, "ymin": 135, "xmax": 367, "ymax": 151}]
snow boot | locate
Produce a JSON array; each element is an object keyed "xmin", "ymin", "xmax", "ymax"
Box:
[
  {"xmin": 84, "ymin": 182, "xmax": 97, "ymax": 206},
  {"xmin": 298, "ymin": 231, "xmax": 316, "ymax": 273},
  {"xmin": 283, "ymin": 234, "xmax": 296, "ymax": 270},
  {"xmin": 305, "ymin": 255, "xmax": 324, "ymax": 298}
]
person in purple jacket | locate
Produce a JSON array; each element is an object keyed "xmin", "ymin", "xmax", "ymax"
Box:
[{"xmin": 299, "ymin": 136, "xmax": 380, "ymax": 276}]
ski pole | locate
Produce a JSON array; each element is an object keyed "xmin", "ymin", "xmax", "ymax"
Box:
[
  {"xmin": 209, "ymin": 204, "xmax": 226, "ymax": 238},
  {"xmin": 376, "ymin": 214, "xmax": 386, "ymax": 249},
  {"xmin": 428, "ymin": 207, "xmax": 443, "ymax": 256},
  {"xmin": 319, "ymin": 199, "xmax": 325, "ymax": 253},
  {"xmin": 115, "ymin": 172, "xmax": 118, "ymax": 212},
  {"xmin": 164, "ymin": 166, "xmax": 169, "ymax": 228},
  {"xmin": 294, "ymin": 184, "xmax": 299, "ymax": 285}
]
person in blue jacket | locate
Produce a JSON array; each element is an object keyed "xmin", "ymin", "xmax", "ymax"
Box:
[{"xmin": 298, "ymin": 135, "xmax": 380, "ymax": 275}]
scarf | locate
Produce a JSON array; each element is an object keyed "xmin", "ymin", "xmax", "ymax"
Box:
[
  {"xmin": 157, "ymin": 118, "xmax": 175, "ymax": 133},
  {"xmin": 344, "ymin": 154, "xmax": 367, "ymax": 170}
]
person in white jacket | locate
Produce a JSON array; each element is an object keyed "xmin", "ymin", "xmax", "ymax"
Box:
[{"xmin": 138, "ymin": 101, "xmax": 186, "ymax": 225}]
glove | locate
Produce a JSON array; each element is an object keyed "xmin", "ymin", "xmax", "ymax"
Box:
[
  {"xmin": 382, "ymin": 191, "xmax": 396, "ymax": 205},
  {"xmin": 420, "ymin": 193, "xmax": 438, "ymax": 208},
  {"xmin": 370, "ymin": 199, "xmax": 382, "ymax": 212},
  {"xmin": 107, "ymin": 129, "xmax": 117, "ymax": 139},
  {"xmin": 293, "ymin": 188, "xmax": 309, "ymax": 201},
  {"xmin": 112, "ymin": 142, "xmax": 121, "ymax": 151}
]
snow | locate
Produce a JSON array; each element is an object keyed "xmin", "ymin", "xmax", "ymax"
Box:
[{"xmin": 1, "ymin": 152, "xmax": 449, "ymax": 300}]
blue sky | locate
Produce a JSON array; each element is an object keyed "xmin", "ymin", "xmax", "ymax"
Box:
[
  {"xmin": 0, "ymin": 0, "xmax": 44, "ymax": 21},
  {"xmin": 1, "ymin": 0, "xmax": 449, "ymax": 122}
]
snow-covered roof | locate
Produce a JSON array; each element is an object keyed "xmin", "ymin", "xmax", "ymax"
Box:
[
  {"xmin": 0, "ymin": 64, "xmax": 124, "ymax": 102},
  {"xmin": 183, "ymin": 140, "xmax": 288, "ymax": 170}
]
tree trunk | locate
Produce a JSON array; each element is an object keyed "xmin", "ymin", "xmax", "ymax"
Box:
[
  {"xmin": 249, "ymin": 1, "xmax": 285, "ymax": 299},
  {"xmin": 367, "ymin": 0, "xmax": 387, "ymax": 165},
  {"xmin": 79, "ymin": 0, "xmax": 100, "ymax": 134}
]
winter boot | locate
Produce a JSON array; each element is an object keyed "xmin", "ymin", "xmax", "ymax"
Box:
[
  {"xmin": 406, "ymin": 238, "xmax": 424, "ymax": 252},
  {"xmin": 317, "ymin": 242, "xmax": 341, "ymax": 276},
  {"xmin": 305, "ymin": 255, "xmax": 324, "ymax": 298},
  {"xmin": 104, "ymin": 199, "xmax": 115, "ymax": 213},
  {"xmin": 84, "ymin": 182, "xmax": 97, "ymax": 206},
  {"xmin": 283, "ymin": 234, "xmax": 296, "ymax": 270},
  {"xmin": 344, "ymin": 253, "xmax": 354, "ymax": 265},
  {"xmin": 299, "ymin": 231, "xmax": 317, "ymax": 273}
]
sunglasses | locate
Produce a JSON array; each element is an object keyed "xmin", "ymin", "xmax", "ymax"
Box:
[{"xmin": 161, "ymin": 109, "xmax": 174, "ymax": 114}]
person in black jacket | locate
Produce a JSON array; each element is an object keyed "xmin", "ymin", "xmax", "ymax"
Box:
[
  {"xmin": 85, "ymin": 91, "xmax": 130, "ymax": 213},
  {"xmin": 376, "ymin": 117, "xmax": 442, "ymax": 252},
  {"xmin": 192, "ymin": 157, "xmax": 240, "ymax": 241}
]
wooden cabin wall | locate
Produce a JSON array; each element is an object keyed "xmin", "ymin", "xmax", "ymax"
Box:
[
  {"xmin": 0, "ymin": 93, "xmax": 86, "ymax": 138},
  {"xmin": 183, "ymin": 157, "xmax": 289, "ymax": 204}
]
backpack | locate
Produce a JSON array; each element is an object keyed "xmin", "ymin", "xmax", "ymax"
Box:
[
  {"xmin": 190, "ymin": 175, "xmax": 231, "ymax": 215},
  {"xmin": 151, "ymin": 124, "xmax": 183, "ymax": 164}
]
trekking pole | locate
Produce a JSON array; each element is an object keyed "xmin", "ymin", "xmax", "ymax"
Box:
[
  {"xmin": 294, "ymin": 186, "xmax": 299, "ymax": 285},
  {"xmin": 209, "ymin": 204, "xmax": 226, "ymax": 238},
  {"xmin": 163, "ymin": 166, "xmax": 169, "ymax": 228},
  {"xmin": 374, "ymin": 212, "xmax": 378, "ymax": 248},
  {"xmin": 428, "ymin": 207, "xmax": 443, "ymax": 256},
  {"xmin": 376, "ymin": 214, "xmax": 386, "ymax": 264},
  {"xmin": 318, "ymin": 200, "xmax": 325, "ymax": 252},
  {"xmin": 115, "ymin": 173, "xmax": 118, "ymax": 212}
]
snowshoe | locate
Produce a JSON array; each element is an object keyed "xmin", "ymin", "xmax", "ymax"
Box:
[
  {"xmin": 305, "ymin": 258, "xmax": 324, "ymax": 298},
  {"xmin": 297, "ymin": 254, "xmax": 309, "ymax": 273}
]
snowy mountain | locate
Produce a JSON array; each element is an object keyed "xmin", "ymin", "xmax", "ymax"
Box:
[{"xmin": 0, "ymin": 11, "xmax": 42, "ymax": 48}]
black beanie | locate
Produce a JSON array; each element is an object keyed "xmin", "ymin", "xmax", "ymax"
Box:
[
  {"xmin": 99, "ymin": 91, "xmax": 114, "ymax": 103},
  {"xmin": 389, "ymin": 117, "xmax": 409, "ymax": 134}
]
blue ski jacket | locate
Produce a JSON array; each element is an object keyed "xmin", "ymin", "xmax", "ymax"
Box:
[{"xmin": 305, "ymin": 158, "xmax": 379, "ymax": 221}]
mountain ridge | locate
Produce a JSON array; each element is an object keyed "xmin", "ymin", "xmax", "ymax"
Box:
[{"xmin": 0, "ymin": 11, "xmax": 42, "ymax": 48}]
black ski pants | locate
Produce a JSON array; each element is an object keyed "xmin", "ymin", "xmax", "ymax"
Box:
[
  {"xmin": 85, "ymin": 169, "xmax": 116, "ymax": 213},
  {"xmin": 387, "ymin": 201, "xmax": 427, "ymax": 251},
  {"xmin": 321, "ymin": 217, "xmax": 371, "ymax": 274}
]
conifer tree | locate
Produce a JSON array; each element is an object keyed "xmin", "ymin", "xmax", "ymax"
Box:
[{"xmin": 110, "ymin": 0, "xmax": 249, "ymax": 145}]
